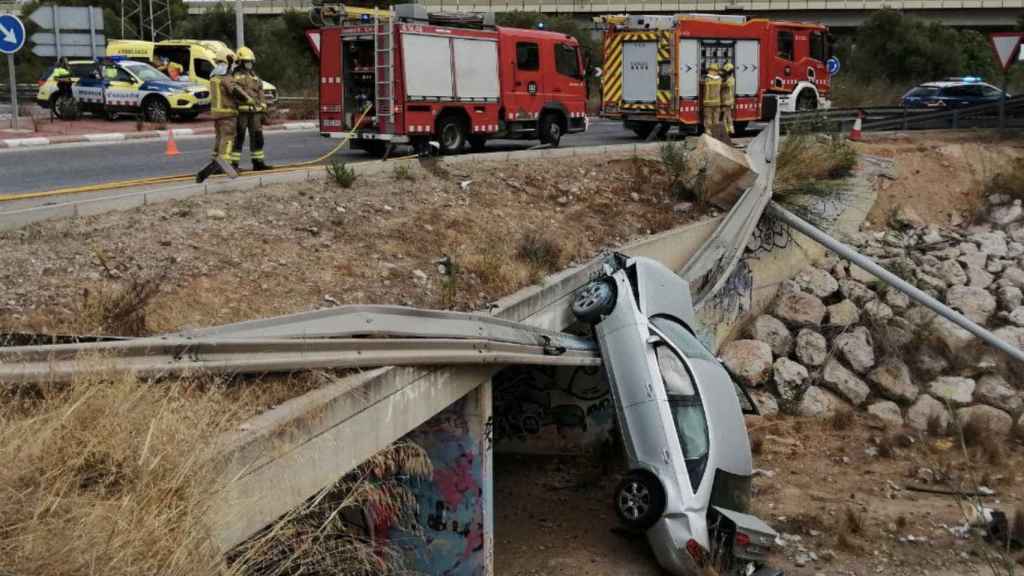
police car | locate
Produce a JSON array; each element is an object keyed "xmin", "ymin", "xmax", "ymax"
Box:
[
  {"xmin": 46, "ymin": 57, "xmax": 211, "ymax": 122},
  {"xmin": 901, "ymin": 77, "xmax": 1009, "ymax": 109}
]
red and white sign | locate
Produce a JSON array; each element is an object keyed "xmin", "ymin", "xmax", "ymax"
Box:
[
  {"xmin": 305, "ymin": 29, "xmax": 321, "ymax": 58},
  {"xmin": 989, "ymin": 32, "xmax": 1023, "ymax": 72}
]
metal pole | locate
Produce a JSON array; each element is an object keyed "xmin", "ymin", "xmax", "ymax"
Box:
[
  {"xmin": 52, "ymin": 4, "xmax": 61, "ymax": 60},
  {"xmin": 148, "ymin": 0, "xmax": 155, "ymax": 41},
  {"xmin": 235, "ymin": 0, "xmax": 244, "ymax": 49},
  {"xmin": 7, "ymin": 53, "xmax": 17, "ymax": 130},
  {"xmin": 766, "ymin": 202, "xmax": 1024, "ymax": 365},
  {"xmin": 1000, "ymin": 70, "xmax": 1008, "ymax": 130},
  {"xmin": 88, "ymin": 7, "xmax": 97, "ymax": 59}
]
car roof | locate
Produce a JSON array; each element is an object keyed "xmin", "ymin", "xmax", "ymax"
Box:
[{"xmin": 918, "ymin": 81, "xmax": 998, "ymax": 89}]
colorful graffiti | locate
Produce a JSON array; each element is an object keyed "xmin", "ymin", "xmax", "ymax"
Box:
[{"xmin": 492, "ymin": 365, "xmax": 614, "ymax": 453}]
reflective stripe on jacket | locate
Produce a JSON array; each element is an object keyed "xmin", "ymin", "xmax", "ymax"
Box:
[{"xmin": 211, "ymin": 75, "xmax": 239, "ymax": 119}]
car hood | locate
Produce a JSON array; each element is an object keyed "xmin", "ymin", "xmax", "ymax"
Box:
[
  {"xmin": 630, "ymin": 257, "xmax": 698, "ymax": 327},
  {"xmin": 141, "ymin": 80, "xmax": 197, "ymax": 93}
]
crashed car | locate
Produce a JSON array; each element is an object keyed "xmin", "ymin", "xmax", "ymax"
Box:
[{"xmin": 572, "ymin": 254, "xmax": 780, "ymax": 576}]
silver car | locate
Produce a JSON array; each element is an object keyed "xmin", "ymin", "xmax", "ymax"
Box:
[{"xmin": 572, "ymin": 254, "xmax": 780, "ymax": 576}]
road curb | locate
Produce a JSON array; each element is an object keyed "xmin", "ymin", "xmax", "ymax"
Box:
[{"xmin": 0, "ymin": 121, "xmax": 318, "ymax": 150}]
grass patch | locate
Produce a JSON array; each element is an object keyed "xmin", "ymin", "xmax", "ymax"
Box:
[
  {"xmin": 776, "ymin": 128, "xmax": 858, "ymax": 194},
  {"xmin": 392, "ymin": 164, "xmax": 416, "ymax": 181},
  {"xmin": 75, "ymin": 271, "xmax": 164, "ymax": 336},
  {"xmin": 516, "ymin": 230, "xmax": 563, "ymax": 271},
  {"xmin": 327, "ymin": 159, "xmax": 357, "ymax": 189},
  {"xmin": 659, "ymin": 140, "xmax": 707, "ymax": 204}
]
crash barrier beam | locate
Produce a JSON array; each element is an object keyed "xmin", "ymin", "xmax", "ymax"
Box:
[
  {"xmin": 767, "ymin": 202, "xmax": 1024, "ymax": 365},
  {"xmin": 0, "ymin": 336, "xmax": 600, "ymax": 385},
  {"xmin": 781, "ymin": 96, "xmax": 1024, "ymax": 134}
]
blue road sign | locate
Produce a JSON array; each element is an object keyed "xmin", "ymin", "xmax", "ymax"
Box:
[
  {"xmin": 827, "ymin": 56, "xmax": 841, "ymax": 76},
  {"xmin": 0, "ymin": 15, "xmax": 26, "ymax": 55}
]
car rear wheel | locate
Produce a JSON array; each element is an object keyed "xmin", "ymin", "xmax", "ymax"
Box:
[
  {"xmin": 615, "ymin": 473, "xmax": 665, "ymax": 530},
  {"xmin": 571, "ymin": 278, "xmax": 615, "ymax": 323},
  {"xmin": 143, "ymin": 97, "xmax": 169, "ymax": 123}
]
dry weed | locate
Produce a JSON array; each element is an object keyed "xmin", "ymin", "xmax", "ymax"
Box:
[
  {"xmin": 960, "ymin": 415, "xmax": 1006, "ymax": 466},
  {"xmin": 516, "ymin": 230, "xmax": 563, "ymax": 272},
  {"xmin": 830, "ymin": 409, "xmax": 855, "ymax": 431},
  {"xmin": 844, "ymin": 506, "xmax": 865, "ymax": 535},
  {"xmin": 927, "ymin": 413, "xmax": 949, "ymax": 438},
  {"xmin": 75, "ymin": 273, "xmax": 163, "ymax": 336},
  {"xmin": 460, "ymin": 242, "xmax": 533, "ymax": 296}
]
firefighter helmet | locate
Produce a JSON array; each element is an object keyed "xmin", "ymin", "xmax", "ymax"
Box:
[
  {"xmin": 237, "ymin": 46, "xmax": 256, "ymax": 62},
  {"xmin": 723, "ymin": 62, "xmax": 734, "ymax": 73},
  {"xmin": 708, "ymin": 63, "xmax": 720, "ymax": 73}
]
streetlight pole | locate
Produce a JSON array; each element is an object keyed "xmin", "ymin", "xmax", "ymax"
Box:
[{"xmin": 235, "ymin": 0, "xmax": 244, "ymax": 49}]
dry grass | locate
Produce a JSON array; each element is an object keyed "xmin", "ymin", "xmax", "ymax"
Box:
[
  {"xmin": 830, "ymin": 409, "xmax": 855, "ymax": 431},
  {"xmin": 516, "ymin": 230, "xmax": 563, "ymax": 272},
  {"xmin": 776, "ymin": 128, "xmax": 857, "ymax": 195},
  {"xmin": 830, "ymin": 77, "xmax": 909, "ymax": 109},
  {"xmin": 844, "ymin": 506, "xmax": 865, "ymax": 535},
  {"xmin": 927, "ymin": 413, "xmax": 949, "ymax": 438},
  {"xmin": 984, "ymin": 157, "xmax": 1024, "ymax": 203},
  {"xmin": 0, "ymin": 369, "xmax": 429, "ymax": 576},
  {"xmin": 73, "ymin": 266, "xmax": 165, "ymax": 336}
]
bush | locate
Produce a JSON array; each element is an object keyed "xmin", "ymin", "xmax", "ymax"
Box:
[
  {"xmin": 326, "ymin": 159, "xmax": 357, "ymax": 188},
  {"xmin": 392, "ymin": 164, "xmax": 415, "ymax": 181},
  {"xmin": 516, "ymin": 230, "xmax": 562, "ymax": 271},
  {"xmin": 984, "ymin": 158, "xmax": 1024, "ymax": 202},
  {"xmin": 659, "ymin": 141, "xmax": 706, "ymax": 203}
]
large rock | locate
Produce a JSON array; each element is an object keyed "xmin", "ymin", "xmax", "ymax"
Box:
[
  {"xmin": 993, "ymin": 325, "xmax": 1024, "ymax": 352},
  {"xmin": 691, "ymin": 134, "xmax": 758, "ymax": 208},
  {"xmin": 839, "ymin": 279, "xmax": 876, "ymax": 305},
  {"xmin": 822, "ymin": 359, "xmax": 871, "ymax": 406},
  {"xmin": 749, "ymin": 389, "xmax": 779, "ymax": 417},
  {"xmin": 1002, "ymin": 267, "xmax": 1024, "ymax": 288},
  {"xmin": 719, "ymin": 339, "xmax": 773, "ymax": 387},
  {"xmin": 774, "ymin": 292, "xmax": 826, "ymax": 328},
  {"xmin": 826, "ymin": 299, "xmax": 860, "ymax": 328},
  {"xmin": 867, "ymin": 400, "xmax": 904, "ymax": 428},
  {"xmin": 864, "ymin": 300, "xmax": 894, "ymax": 323},
  {"xmin": 795, "ymin": 267, "xmax": 839, "ymax": 298},
  {"xmin": 914, "ymin": 346, "xmax": 950, "ymax": 380},
  {"xmin": 974, "ymin": 374, "xmax": 1024, "ymax": 414},
  {"xmin": 882, "ymin": 317, "xmax": 916, "ymax": 349},
  {"xmin": 834, "ymin": 326, "xmax": 875, "ymax": 374},
  {"xmin": 928, "ymin": 316, "xmax": 976, "ymax": 358},
  {"xmin": 798, "ymin": 386, "xmax": 846, "ymax": 418},
  {"xmin": 928, "ymin": 376, "xmax": 976, "ymax": 406},
  {"xmin": 955, "ymin": 405, "xmax": 1014, "ymax": 437},
  {"xmin": 945, "ymin": 285, "xmax": 996, "ymax": 325},
  {"xmin": 989, "ymin": 200, "xmax": 1023, "ymax": 226},
  {"xmin": 967, "ymin": 267, "xmax": 995, "ymax": 289},
  {"xmin": 907, "ymin": 394, "xmax": 950, "ymax": 433},
  {"xmin": 795, "ymin": 329, "xmax": 828, "ymax": 367},
  {"xmin": 849, "ymin": 264, "xmax": 881, "ymax": 287},
  {"xmin": 998, "ymin": 285, "xmax": 1024, "ymax": 311},
  {"xmin": 938, "ymin": 260, "xmax": 967, "ymax": 286},
  {"xmin": 883, "ymin": 287, "xmax": 911, "ymax": 310},
  {"xmin": 868, "ymin": 358, "xmax": 918, "ymax": 404},
  {"xmin": 773, "ymin": 357, "xmax": 808, "ymax": 404},
  {"xmin": 973, "ymin": 231, "xmax": 1008, "ymax": 257},
  {"xmin": 749, "ymin": 315, "xmax": 793, "ymax": 358}
]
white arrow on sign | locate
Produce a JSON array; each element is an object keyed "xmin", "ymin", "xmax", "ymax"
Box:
[{"xmin": 1, "ymin": 24, "xmax": 15, "ymax": 45}]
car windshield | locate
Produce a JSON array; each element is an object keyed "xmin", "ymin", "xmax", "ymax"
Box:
[
  {"xmin": 122, "ymin": 63, "xmax": 169, "ymax": 82},
  {"xmin": 650, "ymin": 316, "xmax": 715, "ymax": 362},
  {"xmin": 655, "ymin": 344, "xmax": 709, "ymax": 489},
  {"xmin": 905, "ymin": 86, "xmax": 940, "ymax": 98}
]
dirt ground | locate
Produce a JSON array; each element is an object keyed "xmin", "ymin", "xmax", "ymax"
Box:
[
  {"xmin": 856, "ymin": 131, "xmax": 1024, "ymax": 229},
  {"xmin": 0, "ymin": 152, "xmax": 695, "ymax": 336},
  {"xmin": 496, "ymin": 415, "xmax": 1024, "ymax": 576}
]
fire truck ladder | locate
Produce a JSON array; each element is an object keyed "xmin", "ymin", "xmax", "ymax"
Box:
[{"xmin": 374, "ymin": 8, "xmax": 395, "ymax": 134}]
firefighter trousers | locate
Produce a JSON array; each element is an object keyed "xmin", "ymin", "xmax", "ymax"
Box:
[
  {"xmin": 703, "ymin": 105, "xmax": 720, "ymax": 132},
  {"xmin": 234, "ymin": 112, "xmax": 265, "ymax": 163},
  {"xmin": 720, "ymin": 105, "xmax": 735, "ymax": 134},
  {"xmin": 213, "ymin": 117, "xmax": 237, "ymax": 161}
]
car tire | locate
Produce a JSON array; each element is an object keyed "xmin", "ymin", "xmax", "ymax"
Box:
[
  {"xmin": 571, "ymin": 278, "xmax": 616, "ymax": 323},
  {"xmin": 437, "ymin": 115, "xmax": 467, "ymax": 155},
  {"xmin": 539, "ymin": 112, "xmax": 563, "ymax": 147},
  {"xmin": 614, "ymin": 473, "xmax": 665, "ymax": 530},
  {"xmin": 143, "ymin": 97, "xmax": 170, "ymax": 123}
]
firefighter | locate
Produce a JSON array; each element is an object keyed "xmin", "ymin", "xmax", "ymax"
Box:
[
  {"xmin": 702, "ymin": 63, "xmax": 722, "ymax": 133},
  {"xmin": 720, "ymin": 62, "xmax": 736, "ymax": 135},
  {"xmin": 231, "ymin": 47, "xmax": 273, "ymax": 171},
  {"xmin": 196, "ymin": 55, "xmax": 256, "ymax": 183}
]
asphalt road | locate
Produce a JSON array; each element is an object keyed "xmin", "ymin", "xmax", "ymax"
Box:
[{"xmin": 0, "ymin": 118, "xmax": 642, "ymax": 196}]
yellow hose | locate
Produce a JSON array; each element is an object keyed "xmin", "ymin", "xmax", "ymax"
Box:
[{"xmin": 0, "ymin": 106, "xmax": 389, "ymax": 204}]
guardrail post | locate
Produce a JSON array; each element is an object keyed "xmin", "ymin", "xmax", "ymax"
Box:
[
  {"xmin": 952, "ymin": 110, "xmax": 959, "ymax": 129},
  {"xmin": 902, "ymin": 109, "xmax": 908, "ymax": 131}
]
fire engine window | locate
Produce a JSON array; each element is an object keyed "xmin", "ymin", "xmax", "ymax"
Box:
[
  {"xmin": 777, "ymin": 31, "xmax": 794, "ymax": 61},
  {"xmin": 555, "ymin": 43, "xmax": 580, "ymax": 78},
  {"xmin": 809, "ymin": 32, "xmax": 825, "ymax": 62},
  {"xmin": 517, "ymin": 42, "xmax": 539, "ymax": 71}
]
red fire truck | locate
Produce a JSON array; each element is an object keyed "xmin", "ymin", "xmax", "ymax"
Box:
[
  {"xmin": 317, "ymin": 4, "xmax": 589, "ymax": 155},
  {"xmin": 598, "ymin": 14, "xmax": 832, "ymax": 137}
]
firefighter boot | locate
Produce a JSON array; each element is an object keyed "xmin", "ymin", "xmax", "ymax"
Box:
[
  {"xmin": 195, "ymin": 161, "xmax": 218, "ymax": 183},
  {"xmin": 252, "ymin": 158, "xmax": 274, "ymax": 171}
]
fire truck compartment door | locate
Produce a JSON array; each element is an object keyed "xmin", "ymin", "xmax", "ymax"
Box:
[
  {"xmin": 622, "ymin": 41, "xmax": 657, "ymax": 103},
  {"xmin": 452, "ymin": 37, "xmax": 499, "ymax": 101},
  {"xmin": 735, "ymin": 40, "xmax": 760, "ymax": 96},
  {"xmin": 403, "ymin": 33, "xmax": 454, "ymax": 99},
  {"xmin": 678, "ymin": 38, "xmax": 700, "ymax": 100}
]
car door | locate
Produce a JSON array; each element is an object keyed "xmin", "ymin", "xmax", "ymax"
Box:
[{"xmin": 102, "ymin": 65, "xmax": 141, "ymax": 111}]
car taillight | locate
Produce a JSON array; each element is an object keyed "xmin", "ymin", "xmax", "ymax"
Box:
[
  {"xmin": 686, "ymin": 539, "xmax": 704, "ymax": 562},
  {"xmin": 37, "ymin": 80, "xmax": 46, "ymax": 86},
  {"xmin": 735, "ymin": 532, "xmax": 751, "ymax": 546}
]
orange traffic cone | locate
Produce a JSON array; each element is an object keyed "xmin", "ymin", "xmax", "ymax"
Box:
[
  {"xmin": 166, "ymin": 129, "xmax": 180, "ymax": 157},
  {"xmin": 848, "ymin": 111, "xmax": 863, "ymax": 142}
]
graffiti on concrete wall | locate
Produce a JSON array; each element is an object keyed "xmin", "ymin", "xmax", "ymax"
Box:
[
  {"xmin": 492, "ymin": 365, "xmax": 614, "ymax": 453},
  {"xmin": 392, "ymin": 397, "xmax": 487, "ymax": 576}
]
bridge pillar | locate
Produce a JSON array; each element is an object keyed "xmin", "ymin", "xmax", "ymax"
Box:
[{"xmin": 393, "ymin": 380, "xmax": 494, "ymax": 575}]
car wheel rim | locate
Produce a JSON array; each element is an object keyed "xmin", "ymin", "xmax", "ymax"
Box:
[
  {"xmin": 618, "ymin": 480, "xmax": 650, "ymax": 521},
  {"xmin": 575, "ymin": 283, "xmax": 605, "ymax": 312},
  {"xmin": 442, "ymin": 124, "xmax": 460, "ymax": 149}
]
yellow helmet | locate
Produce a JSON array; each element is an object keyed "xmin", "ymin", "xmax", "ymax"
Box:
[
  {"xmin": 237, "ymin": 46, "xmax": 255, "ymax": 62},
  {"xmin": 708, "ymin": 63, "xmax": 720, "ymax": 72},
  {"xmin": 723, "ymin": 62, "xmax": 734, "ymax": 72}
]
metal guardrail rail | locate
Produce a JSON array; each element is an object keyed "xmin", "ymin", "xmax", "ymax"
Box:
[
  {"xmin": 0, "ymin": 84, "xmax": 39, "ymax": 103},
  {"xmin": 781, "ymin": 96, "xmax": 1024, "ymax": 133}
]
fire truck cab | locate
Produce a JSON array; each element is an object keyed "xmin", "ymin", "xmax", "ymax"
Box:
[
  {"xmin": 319, "ymin": 4, "xmax": 588, "ymax": 155},
  {"xmin": 599, "ymin": 14, "xmax": 832, "ymax": 137}
]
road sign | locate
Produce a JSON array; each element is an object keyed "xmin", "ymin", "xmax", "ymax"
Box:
[
  {"xmin": 31, "ymin": 32, "xmax": 105, "ymax": 46},
  {"xmin": 305, "ymin": 29, "xmax": 320, "ymax": 57},
  {"xmin": 0, "ymin": 14, "xmax": 25, "ymax": 54},
  {"xmin": 32, "ymin": 44, "xmax": 105, "ymax": 58},
  {"xmin": 29, "ymin": 6, "xmax": 104, "ymax": 31},
  {"xmin": 827, "ymin": 56, "xmax": 840, "ymax": 76},
  {"xmin": 989, "ymin": 32, "xmax": 1022, "ymax": 72}
]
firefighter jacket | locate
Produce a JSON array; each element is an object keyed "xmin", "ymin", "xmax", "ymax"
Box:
[
  {"xmin": 211, "ymin": 73, "xmax": 254, "ymax": 120},
  {"xmin": 703, "ymin": 73, "xmax": 722, "ymax": 106},
  {"xmin": 721, "ymin": 75, "xmax": 736, "ymax": 107},
  {"xmin": 234, "ymin": 70, "xmax": 266, "ymax": 113}
]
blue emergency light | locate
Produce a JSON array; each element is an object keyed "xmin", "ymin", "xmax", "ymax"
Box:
[
  {"xmin": 536, "ymin": 22, "xmax": 545, "ymax": 28},
  {"xmin": 360, "ymin": 13, "xmax": 370, "ymax": 22}
]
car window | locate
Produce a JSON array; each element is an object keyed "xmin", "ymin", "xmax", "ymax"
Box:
[
  {"xmin": 941, "ymin": 85, "xmax": 969, "ymax": 97},
  {"xmin": 70, "ymin": 64, "xmax": 96, "ymax": 77},
  {"xmin": 650, "ymin": 316, "xmax": 715, "ymax": 361},
  {"xmin": 123, "ymin": 63, "xmax": 169, "ymax": 82},
  {"xmin": 906, "ymin": 86, "xmax": 940, "ymax": 98},
  {"xmin": 657, "ymin": 345, "xmax": 696, "ymax": 396},
  {"xmin": 981, "ymin": 85, "xmax": 1002, "ymax": 97},
  {"xmin": 517, "ymin": 42, "xmax": 539, "ymax": 71},
  {"xmin": 776, "ymin": 31, "xmax": 794, "ymax": 61},
  {"xmin": 656, "ymin": 344, "xmax": 710, "ymax": 481},
  {"xmin": 194, "ymin": 58, "xmax": 215, "ymax": 80}
]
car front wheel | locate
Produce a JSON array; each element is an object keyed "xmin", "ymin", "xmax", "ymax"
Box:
[
  {"xmin": 614, "ymin": 473, "xmax": 665, "ymax": 530},
  {"xmin": 571, "ymin": 278, "xmax": 615, "ymax": 323}
]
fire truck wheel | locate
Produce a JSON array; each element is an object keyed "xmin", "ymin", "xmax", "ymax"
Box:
[
  {"xmin": 468, "ymin": 135, "xmax": 487, "ymax": 152},
  {"xmin": 539, "ymin": 112, "xmax": 563, "ymax": 147},
  {"xmin": 437, "ymin": 115, "xmax": 467, "ymax": 154}
]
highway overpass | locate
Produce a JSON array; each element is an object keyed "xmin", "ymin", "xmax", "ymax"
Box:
[{"xmin": 187, "ymin": 0, "xmax": 1023, "ymax": 27}]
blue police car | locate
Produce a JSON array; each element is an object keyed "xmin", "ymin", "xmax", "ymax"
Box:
[
  {"xmin": 67, "ymin": 56, "xmax": 210, "ymax": 122},
  {"xmin": 901, "ymin": 77, "xmax": 1009, "ymax": 109}
]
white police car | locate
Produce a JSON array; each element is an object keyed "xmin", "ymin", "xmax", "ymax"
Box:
[{"xmin": 69, "ymin": 57, "xmax": 211, "ymax": 122}]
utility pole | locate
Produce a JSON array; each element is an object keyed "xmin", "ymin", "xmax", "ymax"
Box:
[{"xmin": 235, "ymin": 0, "xmax": 244, "ymax": 49}]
